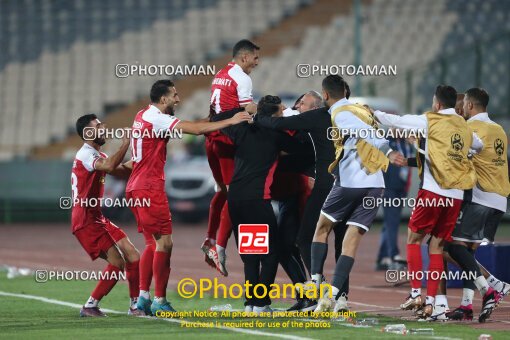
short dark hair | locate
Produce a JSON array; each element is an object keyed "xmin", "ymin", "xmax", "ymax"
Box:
[
  {"xmin": 233, "ymin": 39, "xmax": 260, "ymax": 58},
  {"xmin": 257, "ymin": 95, "xmax": 281, "ymax": 117},
  {"xmin": 322, "ymin": 75, "xmax": 348, "ymax": 100},
  {"xmin": 345, "ymin": 82, "xmax": 351, "ymax": 99},
  {"xmin": 465, "ymin": 87, "xmax": 489, "ymax": 108},
  {"xmin": 76, "ymin": 114, "xmax": 97, "ymax": 140},
  {"xmin": 150, "ymin": 80, "xmax": 174, "ymax": 103},
  {"xmin": 292, "ymin": 93, "xmax": 306, "ymax": 110},
  {"xmin": 435, "ymin": 85, "xmax": 457, "ymax": 109}
]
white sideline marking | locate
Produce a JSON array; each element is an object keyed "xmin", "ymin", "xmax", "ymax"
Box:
[
  {"xmin": 0, "ymin": 291, "xmax": 314, "ymax": 340},
  {"xmin": 0, "ymin": 291, "xmax": 122, "ymax": 314}
]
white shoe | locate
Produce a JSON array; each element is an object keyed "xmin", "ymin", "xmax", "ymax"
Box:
[
  {"xmin": 217, "ymin": 247, "xmax": 228, "ymax": 277},
  {"xmin": 314, "ymin": 297, "xmax": 334, "ymax": 312},
  {"xmin": 244, "ymin": 305, "xmax": 253, "ymax": 313},
  {"xmin": 253, "ymin": 305, "xmax": 273, "ymax": 315},
  {"xmin": 499, "ymin": 282, "xmax": 510, "ymax": 298},
  {"xmin": 333, "ymin": 294, "xmax": 349, "ymax": 313},
  {"xmin": 296, "ymin": 276, "xmax": 328, "ymax": 299},
  {"xmin": 422, "ymin": 304, "xmax": 448, "ymax": 322}
]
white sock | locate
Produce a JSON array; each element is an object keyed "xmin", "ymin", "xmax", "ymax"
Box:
[
  {"xmin": 435, "ymin": 294, "xmax": 448, "ymax": 308},
  {"xmin": 85, "ymin": 296, "xmax": 99, "ymax": 308},
  {"xmin": 461, "ymin": 288, "xmax": 474, "ymax": 307},
  {"xmin": 209, "ymin": 238, "xmax": 216, "ymax": 246},
  {"xmin": 411, "ymin": 288, "xmax": 421, "ymax": 298},
  {"xmin": 130, "ymin": 297, "xmax": 138, "ymax": 308},
  {"xmin": 425, "ymin": 296, "xmax": 435, "ymax": 306},
  {"xmin": 139, "ymin": 290, "xmax": 150, "ymax": 300},
  {"xmin": 155, "ymin": 297, "xmax": 166, "ymax": 304},
  {"xmin": 312, "ymin": 274, "xmax": 322, "ymax": 285},
  {"xmin": 474, "ymin": 275, "xmax": 490, "ymax": 296},
  {"xmin": 331, "ymin": 286, "xmax": 340, "ymax": 300},
  {"xmin": 216, "ymin": 245, "xmax": 225, "ymax": 255},
  {"xmin": 487, "ymin": 275, "xmax": 504, "ymax": 292}
]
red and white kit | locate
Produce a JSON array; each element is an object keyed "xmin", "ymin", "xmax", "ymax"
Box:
[
  {"xmin": 207, "ymin": 62, "xmax": 253, "ymax": 184},
  {"xmin": 126, "ymin": 104, "xmax": 180, "ymax": 235},
  {"xmin": 71, "ymin": 143, "xmax": 126, "ymax": 260}
]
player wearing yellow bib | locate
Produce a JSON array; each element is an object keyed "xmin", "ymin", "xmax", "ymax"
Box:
[{"xmin": 446, "ymin": 88, "xmax": 509, "ymax": 323}]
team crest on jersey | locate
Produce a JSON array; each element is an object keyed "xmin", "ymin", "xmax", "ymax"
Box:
[
  {"xmin": 494, "ymin": 138, "xmax": 504, "ymax": 157},
  {"xmin": 450, "ymin": 133, "xmax": 464, "ymax": 152},
  {"xmin": 100, "ymin": 176, "xmax": 105, "ymax": 184}
]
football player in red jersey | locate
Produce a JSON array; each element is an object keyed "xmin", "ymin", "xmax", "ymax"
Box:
[
  {"xmin": 72, "ymin": 114, "xmax": 142, "ymax": 317},
  {"xmin": 127, "ymin": 80, "xmax": 251, "ymax": 315},
  {"xmin": 202, "ymin": 39, "xmax": 260, "ymax": 276}
]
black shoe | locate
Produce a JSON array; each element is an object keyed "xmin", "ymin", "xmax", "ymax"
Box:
[
  {"xmin": 287, "ymin": 298, "xmax": 317, "ymax": 312},
  {"xmin": 445, "ymin": 306, "xmax": 473, "ymax": 321},
  {"xmin": 375, "ymin": 262, "xmax": 389, "ymax": 271},
  {"xmin": 388, "ymin": 261, "xmax": 407, "ymax": 271}
]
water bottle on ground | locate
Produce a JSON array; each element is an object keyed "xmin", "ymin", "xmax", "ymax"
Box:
[
  {"xmin": 408, "ymin": 328, "xmax": 434, "ymax": 336},
  {"xmin": 209, "ymin": 304, "xmax": 232, "ymax": 312},
  {"xmin": 383, "ymin": 324, "xmax": 407, "ymax": 334},
  {"xmin": 356, "ymin": 318, "xmax": 379, "ymax": 326}
]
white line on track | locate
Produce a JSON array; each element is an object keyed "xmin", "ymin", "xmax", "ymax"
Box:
[{"xmin": 0, "ymin": 291, "xmax": 314, "ymax": 340}]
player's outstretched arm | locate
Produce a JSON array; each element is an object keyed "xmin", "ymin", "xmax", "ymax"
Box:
[
  {"xmin": 176, "ymin": 112, "xmax": 251, "ymax": 135},
  {"xmin": 94, "ymin": 131, "xmax": 130, "ymax": 174},
  {"xmin": 373, "ymin": 109, "xmax": 427, "ymax": 131},
  {"xmin": 109, "ymin": 160, "xmax": 133, "ymax": 179},
  {"xmin": 255, "ymin": 109, "xmax": 316, "ymax": 130}
]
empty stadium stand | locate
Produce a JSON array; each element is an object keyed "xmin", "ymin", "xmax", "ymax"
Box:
[{"xmin": 0, "ymin": 0, "xmax": 309, "ymax": 159}]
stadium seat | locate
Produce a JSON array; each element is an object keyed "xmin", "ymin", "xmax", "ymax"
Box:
[{"xmin": 0, "ymin": 0, "xmax": 308, "ymax": 158}]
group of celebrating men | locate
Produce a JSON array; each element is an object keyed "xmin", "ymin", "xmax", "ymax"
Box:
[{"xmin": 70, "ymin": 39, "xmax": 509, "ymax": 323}]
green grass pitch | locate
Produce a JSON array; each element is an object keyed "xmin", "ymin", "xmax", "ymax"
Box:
[{"xmin": 0, "ymin": 271, "xmax": 505, "ymax": 339}]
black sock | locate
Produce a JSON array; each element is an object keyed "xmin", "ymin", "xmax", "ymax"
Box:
[
  {"xmin": 310, "ymin": 242, "xmax": 328, "ymax": 276},
  {"xmin": 339, "ymin": 275, "xmax": 349, "ymax": 296},
  {"xmin": 448, "ymin": 244, "xmax": 482, "ymax": 279},
  {"xmin": 332, "ymin": 255, "xmax": 354, "ymax": 299},
  {"xmin": 463, "ymin": 278, "xmax": 477, "ymax": 290}
]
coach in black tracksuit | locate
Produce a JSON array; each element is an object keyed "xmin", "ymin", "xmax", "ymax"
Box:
[
  {"xmin": 254, "ymin": 97, "xmax": 350, "ymax": 296},
  {"xmin": 212, "ymin": 96, "xmax": 303, "ymax": 311}
]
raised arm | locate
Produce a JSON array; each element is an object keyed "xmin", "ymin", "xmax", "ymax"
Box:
[
  {"xmin": 336, "ymin": 111, "xmax": 391, "ymax": 154},
  {"xmin": 94, "ymin": 132, "xmax": 130, "ymax": 174},
  {"xmin": 176, "ymin": 111, "xmax": 251, "ymax": 135},
  {"xmin": 109, "ymin": 160, "xmax": 133, "ymax": 179},
  {"xmin": 374, "ymin": 110, "xmax": 427, "ymax": 131},
  {"xmin": 336, "ymin": 111, "xmax": 405, "ymax": 166},
  {"xmin": 470, "ymin": 132, "xmax": 483, "ymax": 154},
  {"xmin": 254, "ymin": 108, "xmax": 320, "ymax": 130}
]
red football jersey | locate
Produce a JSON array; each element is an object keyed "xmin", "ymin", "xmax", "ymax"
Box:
[
  {"xmin": 210, "ymin": 62, "xmax": 253, "ymax": 114},
  {"xmin": 71, "ymin": 143, "xmax": 108, "ymax": 232},
  {"xmin": 208, "ymin": 62, "xmax": 253, "ymax": 142},
  {"xmin": 126, "ymin": 104, "xmax": 180, "ymax": 193}
]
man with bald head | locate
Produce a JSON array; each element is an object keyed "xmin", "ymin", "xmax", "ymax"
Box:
[
  {"xmin": 254, "ymin": 89, "xmax": 337, "ymax": 275},
  {"xmin": 294, "ymin": 91, "xmax": 323, "ymax": 114}
]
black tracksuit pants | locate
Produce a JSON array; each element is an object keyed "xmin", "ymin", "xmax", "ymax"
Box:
[{"xmin": 229, "ymin": 199, "xmax": 279, "ymax": 307}]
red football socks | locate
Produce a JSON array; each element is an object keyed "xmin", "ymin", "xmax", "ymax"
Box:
[
  {"xmin": 153, "ymin": 251, "xmax": 171, "ymax": 298},
  {"xmin": 407, "ymin": 244, "xmax": 422, "ymax": 289},
  {"xmin": 125, "ymin": 260, "xmax": 140, "ymax": 299},
  {"xmin": 216, "ymin": 202, "xmax": 232, "ymax": 248},
  {"xmin": 207, "ymin": 191, "xmax": 227, "ymax": 240},
  {"xmin": 139, "ymin": 232, "xmax": 156, "ymax": 292},
  {"xmin": 91, "ymin": 264, "xmax": 122, "ymax": 300},
  {"xmin": 427, "ymin": 253, "xmax": 444, "ymax": 298}
]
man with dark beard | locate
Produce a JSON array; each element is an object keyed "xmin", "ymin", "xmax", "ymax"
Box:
[
  {"xmin": 72, "ymin": 114, "xmax": 141, "ymax": 317},
  {"xmin": 127, "ymin": 80, "xmax": 251, "ymax": 315}
]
